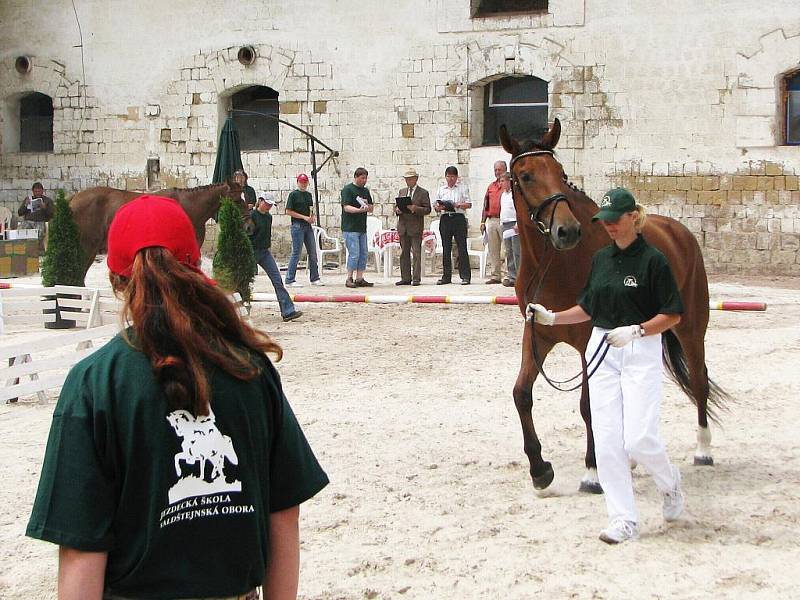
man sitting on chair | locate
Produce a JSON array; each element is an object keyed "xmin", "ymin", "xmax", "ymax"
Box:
[{"xmin": 394, "ymin": 168, "xmax": 431, "ymax": 286}]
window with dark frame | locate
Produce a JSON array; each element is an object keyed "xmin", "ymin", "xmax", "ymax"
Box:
[
  {"xmin": 786, "ymin": 71, "xmax": 800, "ymax": 146},
  {"xmin": 19, "ymin": 92, "xmax": 53, "ymax": 153},
  {"xmin": 471, "ymin": 0, "xmax": 548, "ymax": 18},
  {"xmin": 482, "ymin": 76, "xmax": 548, "ymax": 146},
  {"xmin": 231, "ymin": 86, "xmax": 279, "ymax": 151}
]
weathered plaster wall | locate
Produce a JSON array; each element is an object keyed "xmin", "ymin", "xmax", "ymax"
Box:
[{"xmin": 1, "ymin": 0, "xmax": 798, "ymax": 272}]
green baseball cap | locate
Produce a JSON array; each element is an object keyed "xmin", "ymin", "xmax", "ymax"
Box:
[{"xmin": 592, "ymin": 187, "xmax": 637, "ymax": 222}]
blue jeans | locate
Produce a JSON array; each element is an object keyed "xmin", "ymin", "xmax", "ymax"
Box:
[
  {"xmin": 343, "ymin": 231, "xmax": 367, "ymax": 272},
  {"xmin": 255, "ymin": 249, "xmax": 296, "ymax": 317},
  {"xmin": 285, "ymin": 221, "xmax": 320, "ymax": 284}
]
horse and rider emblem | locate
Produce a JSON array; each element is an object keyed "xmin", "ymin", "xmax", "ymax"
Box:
[
  {"xmin": 600, "ymin": 194, "xmax": 612, "ymax": 207},
  {"xmin": 623, "ymin": 276, "xmax": 638, "ymax": 287},
  {"xmin": 166, "ymin": 408, "xmax": 241, "ymax": 503}
]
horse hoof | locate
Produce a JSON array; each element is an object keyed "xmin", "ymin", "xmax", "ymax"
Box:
[
  {"xmin": 532, "ymin": 462, "xmax": 554, "ymax": 490},
  {"xmin": 578, "ymin": 480, "xmax": 603, "ymax": 494},
  {"xmin": 693, "ymin": 456, "xmax": 714, "ymax": 466}
]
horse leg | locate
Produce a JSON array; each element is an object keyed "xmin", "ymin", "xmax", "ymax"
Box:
[
  {"xmin": 513, "ymin": 325, "xmax": 555, "ymax": 490},
  {"xmin": 678, "ymin": 330, "xmax": 714, "ymax": 465},
  {"xmin": 577, "ymin": 358, "xmax": 602, "ymax": 493}
]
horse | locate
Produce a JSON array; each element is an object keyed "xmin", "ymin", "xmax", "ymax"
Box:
[
  {"xmin": 500, "ymin": 118, "xmax": 728, "ymax": 493},
  {"xmin": 69, "ymin": 179, "xmax": 245, "ymax": 281}
]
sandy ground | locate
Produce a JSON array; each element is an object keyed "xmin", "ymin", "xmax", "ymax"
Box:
[{"xmin": 1, "ymin": 259, "xmax": 799, "ymax": 599}]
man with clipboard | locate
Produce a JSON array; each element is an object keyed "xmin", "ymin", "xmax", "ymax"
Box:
[{"xmin": 394, "ymin": 168, "xmax": 431, "ymax": 286}]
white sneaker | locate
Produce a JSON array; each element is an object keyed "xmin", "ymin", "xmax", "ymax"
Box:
[
  {"xmin": 662, "ymin": 465, "xmax": 685, "ymax": 522},
  {"xmin": 287, "ymin": 281, "xmax": 304, "ymax": 288},
  {"xmin": 599, "ymin": 519, "xmax": 639, "ymax": 544},
  {"xmin": 311, "ymin": 279, "xmax": 325, "ymax": 286}
]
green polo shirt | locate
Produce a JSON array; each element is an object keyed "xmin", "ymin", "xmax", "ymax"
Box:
[
  {"xmin": 340, "ymin": 183, "xmax": 372, "ymax": 232},
  {"xmin": 243, "ymin": 185, "xmax": 257, "ymax": 206},
  {"xmin": 27, "ymin": 333, "xmax": 328, "ymax": 599},
  {"xmin": 578, "ymin": 235, "xmax": 684, "ymax": 329},
  {"xmin": 249, "ymin": 208, "xmax": 272, "ymax": 250},
  {"xmin": 286, "ymin": 190, "xmax": 313, "ymax": 223}
]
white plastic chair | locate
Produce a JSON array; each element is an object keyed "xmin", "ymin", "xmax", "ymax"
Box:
[
  {"xmin": 0, "ymin": 206, "xmax": 12, "ymax": 239},
  {"xmin": 312, "ymin": 225, "xmax": 342, "ymax": 272},
  {"xmin": 466, "ymin": 235, "xmax": 488, "ymax": 280},
  {"xmin": 428, "ymin": 219, "xmax": 444, "ymax": 274},
  {"xmin": 344, "ymin": 216, "xmax": 383, "ymax": 273}
]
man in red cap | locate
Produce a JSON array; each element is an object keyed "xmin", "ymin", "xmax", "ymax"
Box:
[{"xmin": 284, "ymin": 173, "xmax": 323, "ymax": 287}]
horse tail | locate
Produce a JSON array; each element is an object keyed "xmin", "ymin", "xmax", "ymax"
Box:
[{"xmin": 661, "ymin": 330, "xmax": 729, "ymax": 424}]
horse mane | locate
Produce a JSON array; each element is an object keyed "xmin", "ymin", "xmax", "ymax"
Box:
[{"xmin": 164, "ymin": 181, "xmax": 232, "ymax": 193}]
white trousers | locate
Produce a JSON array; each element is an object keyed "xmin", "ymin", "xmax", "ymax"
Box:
[{"xmin": 587, "ymin": 327, "xmax": 677, "ymax": 524}]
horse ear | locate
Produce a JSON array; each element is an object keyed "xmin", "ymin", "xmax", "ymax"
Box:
[
  {"xmin": 499, "ymin": 125, "xmax": 520, "ymax": 157},
  {"xmin": 540, "ymin": 118, "xmax": 561, "ymax": 150}
]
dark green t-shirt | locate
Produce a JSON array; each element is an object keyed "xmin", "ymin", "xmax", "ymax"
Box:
[
  {"xmin": 27, "ymin": 334, "xmax": 328, "ymax": 599},
  {"xmin": 286, "ymin": 190, "xmax": 313, "ymax": 223},
  {"xmin": 578, "ymin": 235, "xmax": 684, "ymax": 329},
  {"xmin": 243, "ymin": 185, "xmax": 257, "ymax": 206},
  {"xmin": 249, "ymin": 208, "xmax": 272, "ymax": 250},
  {"xmin": 340, "ymin": 183, "xmax": 372, "ymax": 233}
]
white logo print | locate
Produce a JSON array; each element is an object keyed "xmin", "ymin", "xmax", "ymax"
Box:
[
  {"xmin": 624, "ymin": 276, "xmax": 638, "ymax": 287},
  {"xmin": 166, "ymin": 408, "xmax": 241, "ymax": 503},
  {"xmin": 600, "ymin": 195, "xmax": 612, "ymax": 207}
]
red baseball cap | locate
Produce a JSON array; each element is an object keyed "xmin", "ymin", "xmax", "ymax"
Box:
[
  {"xmin": 107, "ymin": 195, "xmax": 212, "ymax": 283},
  {"xmin": 296, "ymin": 173, "xmax": 309, "ymax": 183}
]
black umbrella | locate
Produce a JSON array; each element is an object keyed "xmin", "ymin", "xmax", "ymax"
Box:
[{"xmin": 212, "ymin": 116, "xmax": 244, "ymax": 184}]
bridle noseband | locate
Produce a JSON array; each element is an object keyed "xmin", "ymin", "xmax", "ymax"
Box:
[{"xmin": 509, "ymin": 150, "xmax": 569, "ymax": 237}]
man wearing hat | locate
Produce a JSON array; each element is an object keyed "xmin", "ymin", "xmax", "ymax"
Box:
[
  {"xmin": 284, "ymin": 173, "xmax": 323, "ymax": 287},
  {"xmin": 394, "ymin": 168, "xmax": 431, "ymax": 286},
  {"xmin": 249, "ymin": 194, "xmax": 303, "ymax": 322}
]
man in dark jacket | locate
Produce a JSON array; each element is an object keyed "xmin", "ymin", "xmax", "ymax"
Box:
[{"xmin": 17, "ymin": 182, "xmax": 54, "ymax": 252}]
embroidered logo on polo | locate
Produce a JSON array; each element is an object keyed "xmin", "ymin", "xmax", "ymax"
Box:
[
  {"xmin": 624, "ymin": 276, "xmax": 638, "ymax": 287},
  {"xmin": 159, "ymin": 408, "xmax": 254, "ymax": 529},
  {"xmin": 600, "ymin": 195, "xmax": 611, "ymax": 207}
]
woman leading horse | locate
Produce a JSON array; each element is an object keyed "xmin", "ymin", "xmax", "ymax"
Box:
[{"xmin": 500, "ymin": 118, "xmax": 727, "ymax": 495}]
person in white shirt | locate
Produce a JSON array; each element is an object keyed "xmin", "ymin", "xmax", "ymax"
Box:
[
  {"xmin": 498, "ymin": 172, "xmax": 519, "ymax": 287},
  {"xmin": 433, "ymin": 166, "xmax": 471, "ymax": 285}
]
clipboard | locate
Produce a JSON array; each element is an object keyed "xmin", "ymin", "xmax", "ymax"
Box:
[{"xmin": 395, "ymin": 196, "xmax": 412, "ymax": 214}]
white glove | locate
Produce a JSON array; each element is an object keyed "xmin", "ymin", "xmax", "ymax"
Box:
[
  {"xmin": 606, "ymin": 325, "xmax": 643, "ymax": 348},
  {"xmin": 526, "ymin": 303, "xmax": 555, "ymax": 325}
]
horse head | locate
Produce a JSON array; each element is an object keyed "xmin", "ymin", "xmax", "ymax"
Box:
[
  {"xmin": 222, "ymin": 176, "xmax": 254, "ymax": 234},
  {"xmin": 500, "ymin": 118, "xmax": 582, "ymax": 250}
]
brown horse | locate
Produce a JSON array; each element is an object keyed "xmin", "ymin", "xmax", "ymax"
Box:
[
  {"xmin": 69, "ymin": 179, "xmax": 245, "ymax": 281},
  {"xmin": 500, "ymin": 118, "xmax": 727, "ymax": 493}
]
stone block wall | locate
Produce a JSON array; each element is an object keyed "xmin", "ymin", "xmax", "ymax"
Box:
[{"xmin": 1, "ymin": 1, "xmax": 798, "ymax": 273}]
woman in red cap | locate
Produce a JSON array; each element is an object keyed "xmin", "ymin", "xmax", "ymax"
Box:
[{"xmin": 27, "ymin": 195, "xmax": 328, "ymax": 599}]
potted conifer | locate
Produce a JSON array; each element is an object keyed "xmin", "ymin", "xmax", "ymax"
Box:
[
  {"xmin": 212, "ymin": 197, "xmax": 256, "ymax": 305},
  {"xmin": 41, "ymin": 189, "xmax": 84, "ymax": 328}
]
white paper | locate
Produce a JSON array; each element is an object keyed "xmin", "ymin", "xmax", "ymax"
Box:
[
  {"xmin": 502, "ymin": 228, "xmax": 518, "ymax": 240},
  {"xmin": 481, "ymin": 230, "xmax": 488, "ymax": 245}
]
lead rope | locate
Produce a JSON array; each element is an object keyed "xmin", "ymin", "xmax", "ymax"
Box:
[{"xmin": 513, "ymin": 170, "xmax": 609, "ymax": 392}]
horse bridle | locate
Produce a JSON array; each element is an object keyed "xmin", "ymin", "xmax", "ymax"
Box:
[
  {"xmin": 509, "ymin": 150, "xmax": 570, "ymax": 236},
  {"xmin": 510, "ymin": 149, "xmax": 609, "ymax": 392}
]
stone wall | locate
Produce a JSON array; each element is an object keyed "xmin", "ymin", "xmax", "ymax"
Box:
[{"xmin": 0, "ymin": 1, "xmax": 799, "ymax": 273}]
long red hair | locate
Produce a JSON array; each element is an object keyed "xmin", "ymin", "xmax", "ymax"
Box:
[{"xmin": 110, "ymin": 247, "xmax": 281, "ymax": 415}]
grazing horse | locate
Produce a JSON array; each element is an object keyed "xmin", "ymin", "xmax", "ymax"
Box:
[
  {"xmin": 69, "ymin": 179, "xmax": 245, "ymax": 280},
  {"xmin": 500, "ymin": 118, "xmax": 728, "ymax": 493}
]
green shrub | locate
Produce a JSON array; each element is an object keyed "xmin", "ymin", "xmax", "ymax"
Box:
[
  {"xmin": 212, "ymin": 197, "xmax": 256, "ymax": 302},
  {"xmin": 41, "ymin": 189, "xmax": 84, "ymax": 287}
]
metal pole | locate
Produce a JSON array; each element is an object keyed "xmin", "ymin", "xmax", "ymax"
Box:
[{"xmin": 310, "ymin": 138, "xmax": 321, "ymax": 227}]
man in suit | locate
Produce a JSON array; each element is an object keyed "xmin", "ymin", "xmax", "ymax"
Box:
[{"xmin": 394, "ymin": 168, "xmax": 431, "ymax": 286}]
